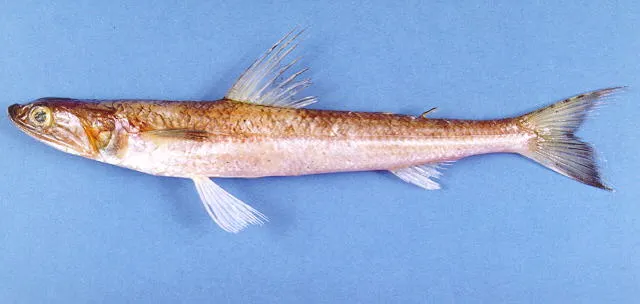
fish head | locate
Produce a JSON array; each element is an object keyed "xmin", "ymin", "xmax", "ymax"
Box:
[{"xmin": 8, "ymin": 98, "xmax": 117, "ymax": 159}]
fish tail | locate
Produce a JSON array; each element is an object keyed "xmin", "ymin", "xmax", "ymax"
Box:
[{"xmin": 519, "ymin": 87, "xmax": 624, "ymax": 191}]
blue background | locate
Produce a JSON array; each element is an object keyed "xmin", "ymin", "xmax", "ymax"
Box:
[{"xmin": 1, "ymin": 1, "xmax": 638, "ymax": 303}]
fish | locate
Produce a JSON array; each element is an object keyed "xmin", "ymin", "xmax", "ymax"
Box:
[{"xmin": 8, "ymin": 29, "xmax": 621, "ymax": 233}]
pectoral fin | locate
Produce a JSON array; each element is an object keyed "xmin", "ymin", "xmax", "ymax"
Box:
[
  {"xmin": 390, "ymin": 163, "xmax": 447, "ymax": 190},
  {"xmin": 140, "ymin": 129, "xmax": 219, "ymax": 143},
  {"xmin": 192, "ymin": 176, "xmax": 267, "ymax": 233}
]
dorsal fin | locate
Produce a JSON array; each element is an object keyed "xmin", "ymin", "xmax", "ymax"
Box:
[{"xmin": 225, "ymin": 28, "xmax": 317, "ymax": 108}]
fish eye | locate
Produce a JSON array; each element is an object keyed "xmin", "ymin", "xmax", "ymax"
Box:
[{"xmin": 29, "ymin": 106, "xmax": 52, "ymax": 127}]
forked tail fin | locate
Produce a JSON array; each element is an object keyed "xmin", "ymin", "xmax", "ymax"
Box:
[{"xmin": 519, "ymin": 87, "xmax": 623, "ymax": 191}]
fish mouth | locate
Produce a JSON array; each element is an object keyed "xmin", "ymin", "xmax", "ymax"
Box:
[{"xmin": 15, "ymin": 123, "xmax": 95, "ymax": 158}]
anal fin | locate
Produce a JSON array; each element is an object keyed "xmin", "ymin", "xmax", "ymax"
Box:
[
  {"xmin": 191, "ymin": 176, "xmax": 267, "ymax": 233},
  {"xmin": 390, "ymin": 164, "xmax": 446, "ymax": 190}
]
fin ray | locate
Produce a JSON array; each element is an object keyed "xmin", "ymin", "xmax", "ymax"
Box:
[
  {"xmin": 192, "ymin": 176, "xmax": 267, "ymax": 233},
  {"xmin": 420, "ymin": 107, "xmax": 438, "ymax": 118},
  {"xmin": 519, "ymin": 87, "xmax": 623, "ymax": 190},
  {"xmin": 141, "ymin": 129, "xmax": 218, "ymax": 141},
  {"xmin": 390, "ymin": 163, "xmax": 446, "ymax": 190},
  {"xmin": 226, "ymin": 28, "xmax": 317, "ymax": 108}
]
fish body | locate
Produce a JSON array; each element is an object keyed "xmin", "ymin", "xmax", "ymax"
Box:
[
  {"xmin": 72, "ymin": 99, "xmax": 527, "ymax": 178},
  {"xmin": 8, "ymin": 29, "xmax": 619, "ymax": 232}
]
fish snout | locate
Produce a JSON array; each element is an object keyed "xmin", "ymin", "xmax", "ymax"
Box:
[
  {"xmin": 8, "ymin": 104, "xmax": 21, "ymax": 118},
  {"xmin": 7, "ymin": 103, "xmax": 30, "ymax": 126}
]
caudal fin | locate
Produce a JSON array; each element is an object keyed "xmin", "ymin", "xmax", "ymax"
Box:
[{"xmin": 519, "ymin": 87, "xmax": 623, "ymax": 191}]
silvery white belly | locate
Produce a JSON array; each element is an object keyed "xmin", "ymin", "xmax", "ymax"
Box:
[{"xmin": 107, "ymin": 133, "xmax": 530, "ymax": 178}]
